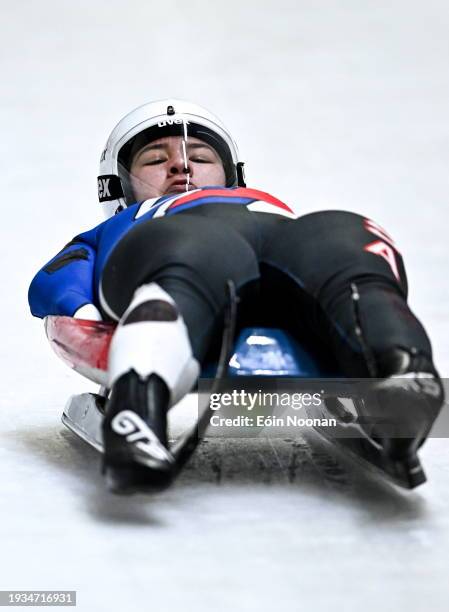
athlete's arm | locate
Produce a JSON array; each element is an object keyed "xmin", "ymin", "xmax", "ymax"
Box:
[{"xmin": 28, "ymin": 223, "xmax": 104, "ymax": 319}]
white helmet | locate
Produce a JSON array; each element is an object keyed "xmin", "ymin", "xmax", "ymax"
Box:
[{"xmin": 98, "ymin": 98, "xmax": 245, "ymax": 218}]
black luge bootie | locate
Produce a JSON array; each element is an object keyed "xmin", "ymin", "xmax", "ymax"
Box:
[
  {"xmin": 362, "ymin": 348, "xmax": 444, "ymax": 460},
  {"xmin": 102, "ymin": 369, "xmax": 174, "ymax": 494}
]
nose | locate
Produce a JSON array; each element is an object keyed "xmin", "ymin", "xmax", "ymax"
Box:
[{"xmin": 168, "ymin": 150, "xmax": 191, "ymax": 176}]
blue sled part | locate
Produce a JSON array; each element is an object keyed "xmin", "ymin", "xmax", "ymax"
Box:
[{"xmin": 203, "ymin": 327, "xmax": 326, "ymax": 378}]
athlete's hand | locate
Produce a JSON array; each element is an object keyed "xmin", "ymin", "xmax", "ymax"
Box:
[{"xmin": 73, "ymin": 303, "xmax": 103, "ymax": 321}]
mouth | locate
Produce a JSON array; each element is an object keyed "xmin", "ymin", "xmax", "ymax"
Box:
[{"xmin": 166, "ymin": 180, "xmax": 196, "ymax": 194}]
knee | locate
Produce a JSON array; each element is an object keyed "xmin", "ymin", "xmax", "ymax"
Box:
[
  {"xmin": 300, "ymin": 210, "xmax": 398, "ymax": 254},
  {"xmin": 297, "ymin": 210, "xmax": 405, "ymax": 284}
]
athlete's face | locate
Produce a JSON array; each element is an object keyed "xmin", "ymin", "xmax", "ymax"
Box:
[{"xmin": 129, "ymin": 135, "xmax": 226, "ymax": 199}]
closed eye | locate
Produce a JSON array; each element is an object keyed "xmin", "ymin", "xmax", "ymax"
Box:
[
  {"xmin": 191, "ymin": 156, "xmax": 214, "ymax": 163},
  {"xmin": 143, "ymin": 158, "xmax": 167, "ymax": 165}
]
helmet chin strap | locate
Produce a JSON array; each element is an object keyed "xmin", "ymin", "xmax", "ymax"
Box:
[{"xmin": 237, "ymin": 161, "xmax": 246, "ymax": 188}]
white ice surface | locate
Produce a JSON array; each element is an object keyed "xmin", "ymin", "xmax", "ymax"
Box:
[{"xmin": 2, "ymin": 1, "xmax": 449, "ymax": 610}]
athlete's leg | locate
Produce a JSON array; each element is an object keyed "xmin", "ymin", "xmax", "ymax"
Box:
[
  {"xmin": 99, "ymin": 212, "xmax": 260, "ymax": 491},
  {"xmin": 100, "ymin": 213, "xmax": 260, "ymax": 363},
  {"xmin": 262, "ymin": 210, "xmax": 443, "ymax": 458},
  {"xmin": 262, "ymin": 210, "xmax": 432, "ymax": 375}
]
